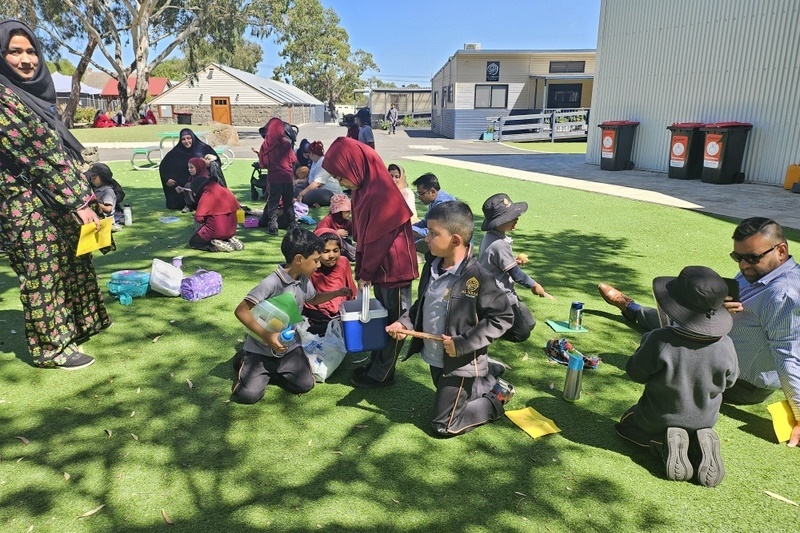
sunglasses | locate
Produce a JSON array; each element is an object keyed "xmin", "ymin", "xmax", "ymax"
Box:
[{"xmin": 729, "ymin": 243, "xmax": 779, "ymax": 265}]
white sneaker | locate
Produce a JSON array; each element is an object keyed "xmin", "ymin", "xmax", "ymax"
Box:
[
  {"xmin": 228, "ymin": 236, "xmax": 244, "ymax": 251},
  {"xmin": 211, "ymin": 239, "xmax": 234, "ymax": 252}
]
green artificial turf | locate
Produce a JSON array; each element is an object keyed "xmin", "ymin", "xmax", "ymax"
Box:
[
  {"xmin": 2, "ymin": 158, "xmax": 799, "ymax": 532},
  {"xmin": 71, "ymin": 124, "xmax": 195, "ymax": 144},
  {"xmin": 504, "ymin": 141, "xmax": 587, "ymax": 154}
]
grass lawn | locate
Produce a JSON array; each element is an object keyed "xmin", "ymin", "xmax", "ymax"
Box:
[
  {"xmin": 71, "ymin": 124, "xmax": 193, "ymax": 144},
  {"xmin": 1, "ymin": 158, "xmax": 799, "ymax": 532},
  {"xmin": 504, "ymin": 140, "xmax": 587, "ymax": 154}
]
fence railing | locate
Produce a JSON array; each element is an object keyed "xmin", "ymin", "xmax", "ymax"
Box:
[{"xmin": 497, "ymin": 108, "xmax": 589, "ymax": 142}]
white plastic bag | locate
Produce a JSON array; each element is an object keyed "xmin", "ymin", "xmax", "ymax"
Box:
[
  {"xmin": 149, "ymin": 258, "xmax": 182, "ymax": 297},
  {"xmin": 304, "ymin": 319, "xmax": 347, "ymax": 382}
]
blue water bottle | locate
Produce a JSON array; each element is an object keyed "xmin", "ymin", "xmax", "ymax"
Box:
[
  {"xmin": 563, "ymin": 353, "xmax": 584, "ymax": 402},
  {"xmin": 279, "ymin": 327, "xmax": 295, "ymax": 344}
]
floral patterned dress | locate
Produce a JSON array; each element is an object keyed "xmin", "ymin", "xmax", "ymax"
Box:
[{"xmin": 0, "ymin": 85, "xmax": 110, "ymax": 366}]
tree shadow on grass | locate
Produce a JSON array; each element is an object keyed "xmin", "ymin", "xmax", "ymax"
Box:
[{"xmin": 719, "ymin": 403, "xmax": 778, "ymax": 444}]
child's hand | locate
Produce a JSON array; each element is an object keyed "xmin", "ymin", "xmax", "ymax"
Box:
[
  {"xmin": 251, "ymin": 147, "xmax": 259, "ymax": 154},
  {"xmin": 357, "ymin": 279, "xmax": 370, "ymax": 292},
  {"xmin": 532, "ymin": 282, "xmax": 555, "ymax": 300},
  {"xmin": 442, "ymin": 335, "xmax": 456, "ymax": 356},
  {"xmin": 386, "ymin": 321, "xmax": 407, "ymax": 341},
  {"xmin": 166, "ymin": 179, "xmax": 176, "ymax": 187},
  {"xmin": 337, "ymin": 287, "xmax": 352, "ymax": 298},
  {"xmin": 516, "ymin": 253, "xmax": 529, "ymax": 265},
  {"xmin": 337, "ymin": 229, "xmax": 349, "ymax": 238},
  {"xmin": 261, "ymin": 330, "xmax": 286, "ymax": 353}
]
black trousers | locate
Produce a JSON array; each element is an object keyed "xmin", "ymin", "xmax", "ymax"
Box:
[
  {"xmin": 430, "ymin": 367, "xmax": 504, "ymax": 436},
  {"xmin": 261, "ymin": 182, "xmax": 295, "ymax": 228},
  {"xmin": 501, "ymin": 302, "xmax": 536, "ymax": 343},
  {"xmin": 231, "ymin": 346, "xmax": 315, "ymax": 404},
  {"xmin": 188, "ymin": 231, "xmax": 215, "ymax": 251},
  {"xmin": 364, "ymin": 283, "xmax": 412, "ymax": 382}
]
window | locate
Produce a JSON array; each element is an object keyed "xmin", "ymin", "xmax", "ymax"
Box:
[
  {"xmin": 159, "ymin": 105, "xmax": 173, "ymax": 118},
  {"xmin": 433, "ymin": 91, "xmax": 437, "ymax": 106},
  {"xmin": 474, "ymin": 84, "xmax": 507, "ymax": 109},
  {"xmin": 547, "ymin": 83, "xmax": 582, "ymax": 109},
  {"xmin": 549, "ymin": 61, "xmax": 585, "ymax": 73},
  {"xmin": 447, "ymin": 84, "xmax": 453, "ymax": 103},
  {"xmin": 442, "ymin": 87, "xmax": 446, "ymax": 108}
]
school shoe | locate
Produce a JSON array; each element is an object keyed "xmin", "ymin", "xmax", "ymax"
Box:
[
  {"xmin": 228, "ymin": 236, "xmax": 245, "ymax": 251},
  {"xmin": 181, "ymin": 206, "xmax": 191, "ymax": 213},
  {"xmin": 597, "ymin": 283, "xmax": 637, "ymax": 321},
  {"xmin": 267, "ymin": 222, "xmax": 279, "ymax": 236},
  {"xmin": 692, "ymin": 428, "xmax": 725, "ymax": 488},
  {"xmin": 662, "ymin": 427, "xmax": 693, "ymax": 482},
  {"xmin": 211, "ymin": 239, "xmax": 235, "ymax": 252},
  {"xmin": 488, "ymin": 378, "xmax": 515, "ymax": 405},
  {"xmin": 487, "ymin": 357, "xmax": 507, "ymax": 377}
]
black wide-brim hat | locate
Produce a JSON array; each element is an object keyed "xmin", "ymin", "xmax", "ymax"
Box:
[
  {"xmin": 481, "ymin": 193, "xmax": 528, "ymax": 231},
  {"xmin": 652, "ymin": 266, "xmax": 733, "ymax": 337},
  {"xmin": 84, "ymin": 162, "xmax": 113, "ymax": 181}
]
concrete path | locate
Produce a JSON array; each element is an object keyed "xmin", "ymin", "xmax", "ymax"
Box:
[{"xmin": 91, "ymin": 122, "xmax": 800, "ymax": 230}]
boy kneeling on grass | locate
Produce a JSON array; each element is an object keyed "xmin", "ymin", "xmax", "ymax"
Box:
[
  {"xmin": 232, "ymin": 227, "xmax": 351, "ymax": 404},
  {"xmin": 387, "ymin": 201, "xmax": 515, "ymax": 437},
  {"xmin": 615, "ymin": 266, "xmax": 739, "ymax": 487}
]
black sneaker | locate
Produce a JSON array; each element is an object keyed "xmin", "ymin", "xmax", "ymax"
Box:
[
  {"xmin": 267, "ymin": 223, "xmax": 279, "ymax": 236},
  {"xmin": 693, "ymin": 428, "xmax": 725, "ymax": 488},
  {"xmin": 352, "ymin": 365, "xmax": 369, "ymax": 378},
  {"xmin": 663, "ymin": 427, "xmax": 693, "ymax": 482},
  {"xmin": 488, "ymin": 378, "xmax": 515, "ymax": 404},
  {"xmin": 60, "ymin": 353, "xmax": 95, "ymax": 370},
  {"xmin": 487, "ymin": 357, "xmax": 506, "ymax": 377}
]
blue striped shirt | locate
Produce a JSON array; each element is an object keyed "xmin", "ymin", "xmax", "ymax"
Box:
[{"xmin": 733, "ymin": 257, "xmax": 800, "ymax": 418}]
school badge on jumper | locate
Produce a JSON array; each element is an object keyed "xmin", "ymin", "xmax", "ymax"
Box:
[{"xmin": 464, "ymin": 276, "xmax": 480, "ymax": 297}]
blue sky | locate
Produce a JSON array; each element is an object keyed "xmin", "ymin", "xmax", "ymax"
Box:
[{"xmin": 256, "ymin": 0, "xmax": 602, "ymax": 86}]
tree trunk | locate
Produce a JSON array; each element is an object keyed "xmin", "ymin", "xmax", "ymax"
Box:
[{"xmin": 63, "ymin": 35, "xmax": 98, "ymax": 128}]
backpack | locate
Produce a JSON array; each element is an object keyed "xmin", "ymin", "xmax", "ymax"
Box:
[{"xmin": 283, "ymin": 122, "xmax": 299, "ymax": 147}]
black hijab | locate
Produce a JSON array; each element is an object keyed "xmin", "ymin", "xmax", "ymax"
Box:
[
  {"xmin": 157, "ymin": 128, "xmax": 216, "ymax": 210},
  {"xmin": 296, "ymin": 138, "xmax": 311, "ymax": 168},
  {"xmin": 0, "ymin": 19, "xmax": 84, "ymax": 161}
]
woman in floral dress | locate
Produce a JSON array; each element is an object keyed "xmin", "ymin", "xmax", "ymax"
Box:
[{"xmin": 0, "ymin": 19, "xmax": 110, "ymax": 369}]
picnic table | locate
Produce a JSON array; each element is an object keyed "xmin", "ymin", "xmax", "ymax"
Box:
[{"xmin": 156, "ymin": 131, "xmax": 208, "ymax": 150}]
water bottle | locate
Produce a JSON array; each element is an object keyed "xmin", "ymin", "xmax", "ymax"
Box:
[
  {"xmin": 563, "ymin": 353, "xmax": 584, "ymax": 402},
  {"xmin": 279, "ymin": 327, "xmax": 295, "ymax": 344},
  {"xmin": 172, "ymin": 256, "xmax": 183, "ymax": 269},
  {"xmin": 123, "ymin": 204, "xmax": 132, "ymax": 226},
  {"xmin": 569, "ymin": 301, "xmax": 584, "ymax": 330}
]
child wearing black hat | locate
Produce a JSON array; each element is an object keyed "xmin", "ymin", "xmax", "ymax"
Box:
[
  {"xmin": 85, "ymin": 162, "xmax": 126, "ymax": 229},
  {"xmin": 478, "ymin": 193, "xmax": 554, "ymax": 343},
  {"xmin": 615, "ymin": 266, "xmax": 739, "ymax": 488}
]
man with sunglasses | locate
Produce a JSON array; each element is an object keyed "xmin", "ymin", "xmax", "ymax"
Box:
[{"xmin": 599, "ymin": 217, "xmax": 800, "ymax": 446}]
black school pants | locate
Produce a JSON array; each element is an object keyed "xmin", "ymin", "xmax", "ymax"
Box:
[
  {"xmin": 430, "ymin": 367, "xmax": 505, "ymax": 436},
  {"xmin": 231, "ymin": 346, "xmax": 314, "ymax": 404},
  {"xmin": 364, "ymin": 283, "xmax": 412, "ymax": 382},
  {"xmin": 262, "ymin": 182, "xmax": 295, "ymax": 228}
]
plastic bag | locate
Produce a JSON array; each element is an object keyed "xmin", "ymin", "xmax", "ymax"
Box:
[{"xmin": 304, "ymin": 319, "xmax": 347, "ymax": 382}]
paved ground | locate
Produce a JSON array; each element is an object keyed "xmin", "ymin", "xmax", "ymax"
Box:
[{"xmin": 92, "ymin": 122, "xmax": 800, "ymax": 230}]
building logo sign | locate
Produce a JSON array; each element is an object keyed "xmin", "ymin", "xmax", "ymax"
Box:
[
  {"xmin": 704, "ymin": 133, "xmax": 723, "ymax": 168},
  {"xmin": 486, "ymin": 61, "xmax": 500, "ymax": 82},
  {"xmin": 670, "ymin": 135, "xmax": 689, "ymax": 168},
  {"xmin": 601, "ymin": 130, "xmax": 616, "ymax": 158}
]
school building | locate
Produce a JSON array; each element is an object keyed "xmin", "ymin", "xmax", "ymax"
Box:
[
  {"xmin": 148, "ymin": 63, "xmax": 325, "ymax": 126},
  {"xmin": 587, "ymin": 0, "xmax": 800, "ymax": 186},
  {"xmin": 431, "ymin": 47, "xmax": 596, "ymax": 140}
]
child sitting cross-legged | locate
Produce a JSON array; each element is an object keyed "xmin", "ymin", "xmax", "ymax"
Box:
[
  {"xmin": 232, "ymin": 227, "xmax": 352, "ymax": 404},
  {"xmin": 302, "ymin": 229, "xmax": 357, "ymax": 336},
  {"xmin": 387, "ymin": 201, "xmax": 515, "ymax": 437},
  {"xmin": 615, "ymin": 266, "xmax": 739, "ymax": 487}
]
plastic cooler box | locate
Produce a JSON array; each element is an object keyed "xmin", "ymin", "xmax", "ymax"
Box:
[
  {"xmin": 340, "ymin": 296, "xmax": 388, "ymax": 353},
  {"xmin": 107, "ymin": 270, "xmax": 150, "ymax": 298}
]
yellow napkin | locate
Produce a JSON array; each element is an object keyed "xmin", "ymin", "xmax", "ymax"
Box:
[
  {"xmin": 767, "ymin": 400, "xmax": 797, "ymax": 443},
  {"xmin": 76, "ymin": 218, "xmax": 112, "ymax": 256},
  {"xmin": 505, "ymin": 406, "xmax": 561, "ymax": 439}
]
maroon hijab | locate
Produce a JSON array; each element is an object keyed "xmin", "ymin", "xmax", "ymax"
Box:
[{"xmin": 322, "ymin": 137, "xmax": 411, "ymax": 247}]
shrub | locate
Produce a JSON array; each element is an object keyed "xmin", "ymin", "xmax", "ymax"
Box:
[
  {"xmin": 74, "ymin": 107, "xmax": 97, "ymax": 124},
  {"xmin": 377, "ymin": 120, "xmax": 390, "ymax": 131},
  {"xmin": 401, "ymin": 115, "xmax": 414, "ymax": 127}
]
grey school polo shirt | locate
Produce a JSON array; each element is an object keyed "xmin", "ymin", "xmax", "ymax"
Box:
[
  {"xmin": 478, "ymin": 230, "xmax": 519, "ymax": 305},
  {"xmin": 243, "ymin": 266, "xmax": 316, "ymax": 357},
  {"xmin": 420, "ymin": 257, "xmax": 465, "ymax": 368}
]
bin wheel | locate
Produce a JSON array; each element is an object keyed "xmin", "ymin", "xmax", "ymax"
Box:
[
  {"xmin": 625, "ymin": 161, "xmax": 635, "ymax": 170},
  {"xmin": 250, "ymin": 186, "xmax": 259, "ymax": 201},
  {"xmin": 734, "ymin": 172, "xmax": 745, "ymax": 184}
]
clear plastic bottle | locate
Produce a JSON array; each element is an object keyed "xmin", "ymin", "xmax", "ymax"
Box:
[
  {"xmin": 123, "ymin": 204, "xmax": 132, "ymax": 226},
  {"xmin": 563, "ymin": 353, "xmax": 584, "ymax": 402},
  {"xmin": 279, "ymin": 327, "xmax": 295, "ymax": 344}
]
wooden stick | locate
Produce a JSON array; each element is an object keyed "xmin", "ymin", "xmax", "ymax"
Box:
[{"xmin": 395, "ymin": 328, "xmax": 444, "ymax": 342}]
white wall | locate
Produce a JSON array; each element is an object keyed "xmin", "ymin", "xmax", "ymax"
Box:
[
  {"xmin": 151, "ymin": 66, "xmax": 279, "ymax": 107},
  {"xmin": 587, "ymin": 0, "xmax": 800, "ymax": 185}
]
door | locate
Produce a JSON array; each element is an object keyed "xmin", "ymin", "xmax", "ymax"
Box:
[{"xmin": 211, "ymin": 96, "xmax": 231, "ymax": 124}]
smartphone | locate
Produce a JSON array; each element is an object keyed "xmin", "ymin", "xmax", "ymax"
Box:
[{"xmin": 723, "ymin": 277, "xmax": 740, "ymax": 302}]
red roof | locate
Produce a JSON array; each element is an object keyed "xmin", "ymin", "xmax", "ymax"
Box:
[{"xmin": 100, "ymin": 76, "xmax": 170, "ymax": 97}]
